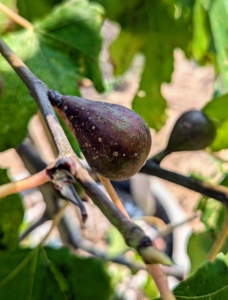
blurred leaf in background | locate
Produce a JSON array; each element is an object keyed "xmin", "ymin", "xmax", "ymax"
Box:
[
  {"xmin": 0, "ymin": 169, "xmax": 23, "ymax": 251},
  {"xmin": 91, "ymin": 0, "xmax": 193, "ymax": 130},
  {"xmin": 0, "ymin": 0, "xmax": 104, "ymax": 152}
]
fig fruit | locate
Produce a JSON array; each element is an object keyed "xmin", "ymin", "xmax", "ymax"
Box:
[
  {"xmin": 153, "ymin": 110, "xmax": 216, "ymax": 164},
  {"xmin": 49, "ymin": 91, "xmax": 151, "ymax": 180}
]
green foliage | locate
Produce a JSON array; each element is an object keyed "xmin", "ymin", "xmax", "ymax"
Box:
[
  {"xmin": 0, "ymin": 0, "xmax": 104, "ymax": 152},
  {"xmin": 188, "ymin": 172, "xmax": 228, "ymax": 274},
  {"xmin": 203, "ymin": 93, "xmax": 228, "ymax": 151},
  {"xmin": 0, "ymin": 169, "xmax": 23, "ymax": 251},
  {"xmin": 93, "ymin": 0, "xmax": 193, "ymax": 130},
  {"xmin": 17, "ymin": 0, "xmax": 63, "ymax": 22},
  {"xmin": 0, "ymin": 0, "xmax": 16, "ymax": 34},
  {"xmin": 172, "ymin": 252, "xmax": 228, "ymax": 299},
  {"xmin": 0, "ymin": 246, "xmax": 112, "ymax": 300}
]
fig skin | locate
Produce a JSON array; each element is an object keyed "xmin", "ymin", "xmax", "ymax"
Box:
[
  {"xmin": 49, "ymin": 91, "xmax": 151, "ymax": 180},
  {"xmin": 166, "ymin": 110, "xmax": 216, "ymax": 153}
]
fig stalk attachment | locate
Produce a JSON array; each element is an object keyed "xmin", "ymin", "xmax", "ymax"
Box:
[{"xmin": 153, "ymin": 110, "xmax": 216, "ymax": 164}]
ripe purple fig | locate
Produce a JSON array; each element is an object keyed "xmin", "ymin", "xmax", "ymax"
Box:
[
  {"xmin": 49, "ymin": 91, "xmax": 151, "ymax": 180},
  {"xmin": 154, "ymin": 110, "xmax": 216, "ymax": 164}
]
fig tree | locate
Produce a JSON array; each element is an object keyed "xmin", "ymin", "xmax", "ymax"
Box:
[{"xmin": 48, "ymin": 91, "xmax": 152, "ymax": 180}]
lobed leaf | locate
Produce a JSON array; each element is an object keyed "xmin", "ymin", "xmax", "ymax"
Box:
[
  {"xmin": 0, "ymin": 246, "xmax": 112, "ymax": 300},
  {"xmin": 0, "ymin": 0, "xmax": 104, "ymax": 152},
  {"xmin": 172, "ymin": 252, "xmax": 228, "ymax": 299},
  {"xmin": 91, "ymin": 0, "xmax": 193, "ymax": 130}
]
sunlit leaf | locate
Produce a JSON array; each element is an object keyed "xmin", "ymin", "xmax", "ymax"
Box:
[
  {"xmin": 203, "ymin": 93, "xmax": 228, "ymax": 151},
  {"xmin": 172, "ymin": 252, "xmax": 228, "ymax": 299},
  {"xmin": 0, "ymin": 0, "xmax": 104, "ymax": 151},
  {"xmin": 91, "ymin": 0, "xmax": 193, "ymax": 130}
]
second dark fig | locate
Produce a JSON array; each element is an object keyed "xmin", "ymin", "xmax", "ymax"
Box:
[
  {"xmin": 153, "ymin": 110, "xmax": 216, "ymax": 164},
  {"xmin": 49, "ymin": 91, "xmax": 152, "ymax": 180}
]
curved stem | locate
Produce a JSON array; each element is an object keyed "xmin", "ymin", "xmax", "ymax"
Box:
[
  {"xmin": 208, "ymin": 209, "xmax": 228, "ymax": 261},
  {"xmin": 152, "ymin": 149, "xmax": 171, "ymax": 165},
  {"xmin": 0, "ymin": 169, "xmax": 49, "ymax": 198},
  {"xmin": 147, "ymin": 265, "xmax": 176, "ymax": 300},
  {"xmin": 38, "ymin": 202, "xmax": 69, "ymax": 246},
  {"xmin": 98, "ymin": 175, "xmax": 132, "ymax": 221},
  {"xmin": 20, "ymin": 212, "xmax": 49, "ymax": 241},
  {"xmin": 0, "ymin": 2, "xmax": 33, "ymax": 30}
]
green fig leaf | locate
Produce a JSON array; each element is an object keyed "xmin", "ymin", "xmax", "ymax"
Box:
[
  {"xmin": 203, "ymin": 93, "xmax": 228, "ymax": 151},
  {"xmin": 0, "ymin": 169, "xmax": 23, "ymax": 251},
  {"xmin": 0, "ymin": 246, "xmax": 112, "ymax": 300},
  {"xmin": 172, "ymin": 252, "xmax": 228, "ymax": 299},
  {"xmin": 90, "ymin": 0, "xmax": 193, "ymax": 130},
  {"xmin": 0, "ymin": 0, "xmax": 104, "ymax": 152},
  {"xmin": 208, "ymin": 0, "xmax": 228, "ymax": 89},
  {"xmin": 17, "ymin": 0, "xmax": 63, "ymax": 22}
]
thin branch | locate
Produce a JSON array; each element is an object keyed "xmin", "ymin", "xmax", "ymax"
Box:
[
  {"xmin": 0, "ymin": 38, "xmax": 73, "ymax": 156},
  {"xmin": 38, "ymin": 202, "xmax": 69, "ymax": 246},
  {"xmin": 20, "ymin": 211, "xmax": 49, "ymax": 241},
  {"xmin": 158, "ymin": 213, "xmax": 200, "ymax": 237},
  {"xmin": 208, "ymin": 209, "xmax": 228, "ymax": 261},
  {"xmin": 0, "ymin": 169, "xmax": 49, "ymax": 198},
  {"xmin": 0, "ymin": 2, "xmax": 33, "ymax": 30},
  {"xmin": 98, "ymin": 174, "xmax": 131, "ymax": 221},
  {"xmin": 140, "ymin": 160, "xmax": 228, "ymax": 206}
]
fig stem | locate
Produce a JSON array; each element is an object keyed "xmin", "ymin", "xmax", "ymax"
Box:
[
  {"xmin": 152, "ymin": 148, "xmax": 171, "ymax": 165},
  {"xmin": 0, "ymin": 2, "xmax": 33, "ymax": 30},
  {"xmin": 208, "ymin": 209, "xmax": 228, "ymax": 261},
  {"xmin": 98, "ymin": 175, "xmax": 132, "ymax": 221},
  {"xmin": 0, "ymin": 169, "xmax": 49, "ymax": 198},
  {"xmin": 140, "ymin": 160, "xmax": 228, "ymax": 206}
]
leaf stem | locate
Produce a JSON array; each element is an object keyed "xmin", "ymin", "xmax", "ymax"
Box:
[
  {"xmin": 208, "ymin": 209, "xmax": 228, "ymax": 261},
  {"xmin": 0, "ymin": 2, "xmax": 33, "ymax": 30},
  {"xmin": 147, "ymin": 264, "xmax": 176, "ymax": 300},
  {"xmin": 0, "ymin": 169, "xmax": 49, "ymax": 198},
  {"xmin": 98, "ymin": 174, "xmax": 132, "ymax": 221}
]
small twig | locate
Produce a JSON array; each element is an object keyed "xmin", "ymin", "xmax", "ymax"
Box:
[
  {"xmin": 0, "ymin": 2, "xmax": 33, "ymax": 30},
  {"xmin": 140, "ymin": 160, "xmax": 228, "ymax": 206},
  {"xmin": 151, "ymin": 149, "xmax": 171, "ymax": 165},
  {"xmin": 158, "ymin": 213, "xmax": 200, "ymax": 237},
  {"xmin": 98, "ymin": 175, "xmax": 132, "ymax": 221},
  {"xmin": 38, "ymin": 202, "xmax": 69, "ymax": 246},
  {"xmin": 20, "ymin": 211, "xmax": 49, "ymax": 241},
  {"xmin": 208, "ymin": 209, "xmax": 228, "ymax": 261},
  {"xmin": 0, "ymin": 169, "xmax": 49, "ymax": 198}
]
